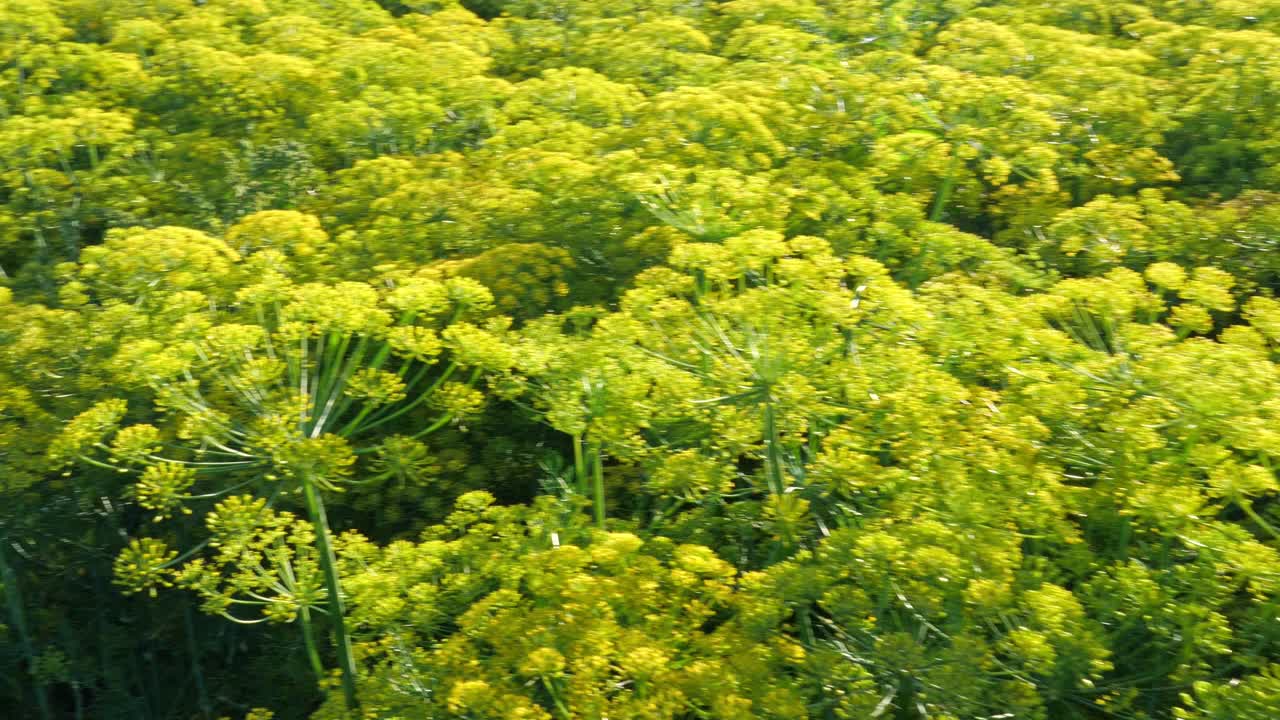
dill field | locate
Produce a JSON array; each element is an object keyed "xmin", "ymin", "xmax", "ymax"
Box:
[{"xmin": 2, "ymin": 2, "xmax": 1280, "ymax": 719}]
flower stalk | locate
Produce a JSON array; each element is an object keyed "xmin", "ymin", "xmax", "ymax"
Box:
[{"xmin": 302, "ymin": 474, "xmax": 359, "ymax": 712}]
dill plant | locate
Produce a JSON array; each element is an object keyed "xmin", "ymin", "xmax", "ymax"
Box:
[
  {"xmin": 49, "ymin": 232, "xmax": 516, "ymax": 712},
  {"xmin": 3, "ymin": 1, "xmax": 1280, "ymax": 719}
]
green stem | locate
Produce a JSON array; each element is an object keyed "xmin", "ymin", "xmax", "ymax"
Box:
[
  {"xmin": 355, "ymin": 361, "xmax": 457, "ymax": 435},
  {"xmin": 326, "ymin": 335, "xmax": 377, "ymax": 431},
  {"xmin": 311, "ymin": 332, "xmax": 350, "ymax": 427},
  {"xmin": 299, "ymin": 606, "xmax": 326, "ymax": 682},
  {"xmin": 541, "ymin": 676, "xmax": 572, "ymax": 720},
  {"xmin": 1237, "ymin": 496, "xmax": 1280, "ymax": 542},
  {"xmin": 591, "ymin": 441, "xmax": 606, "ymax": 527},
  {"xmin": 798, "ymin": 605, "xmax": 817, "ymax": 648},
  {"xmin": 183, "ymin": 606, "xmax": 213, "ymax": 718},
  {"xmin": 573, "ymin": 433, "xmax": 587, "ymax": 494},
  {"xmin": 763, "ymin": 400, "xmax": 785, "ymax": 495},
  {"xmin": 0, "ymin": 546, "xmax": 53, "ymax": 720},
  {"xmin": 301, "ymin": 476, "xmax": 359, "ymax": 712},
  {"xmin": 407, "ymin": 411, "xmax": 455, "ymax": 442},
  {"xmin": 314, "ymin": 335, "xmax": 368, "ymax": 436},
  {"xmin": 74, "ymin": 453, "xmax": 123, "ymax": 472},
  {"xmin": 929, "ymin": 146, "xmax": 961, "ymax": 223},
  {"xmin": 336, "ymin": 405, "xmax": 377, "ymax": 440}
]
